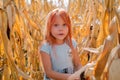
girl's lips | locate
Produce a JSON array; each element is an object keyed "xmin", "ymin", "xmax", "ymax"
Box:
[{"xmin": 58, "ymin": 33, "xmax": 64, "ymax": 35}]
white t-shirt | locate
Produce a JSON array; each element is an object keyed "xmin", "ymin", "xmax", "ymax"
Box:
[{"xmin": 40, "ymin": 39, "xmax": 77, "ymax": 80}]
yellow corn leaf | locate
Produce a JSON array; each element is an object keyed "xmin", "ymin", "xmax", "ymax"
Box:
[
  {"xmin": 1, "ymin": 9, "xmax": 19, "ymax": 79},
  {"xmin": 13, "ymin": 14, "xmax": 22, "ymax": 39},
  {"xmin": 104, "ymin": 0, "xmax": 109, "ymax": 8},
  {"xmin": 2, "ymin": 7, "xmax": 33, "ymax": 80},
  {"xmin": 96, "ymin": 10, "xmax": 109, "ymax": 47},
  {"xmin": 16, "ymin": 66, "xmax": 33, "ymax": 80},
  {"xmin": 109, "ymin": 59, "xmax": 120, "ymax": 80},
  {"xmin": 20, "ymin": 0, "xmax": 26, "ymax": 9},
  {"xmin": 1, "ymin": 10, "xmax": 8, "ymax": 50},
  {"xmin": 103, "ymin": 45, "xmax": 120, "ymax": 80},
  {"xmin": 44, "ymin": 0, "xmax": 50, "ymax": 13},
  {"xmin": 103, "ymin": 10, "xmax": 109, "ymax": 38},
  {"xmin": 14, "ymin": 0, "xmax": 19, "ymax": 9},
  {"xmin": 115, "ymin": 7, "xmax": 120, "ymax": 33},
  {"xmin": 0, "ymin": 9, "xmax": 2, "ymax": 29},
  {"xmin": 2, "ymin": 65, "xmax": 11, "ymax": 80},
  {"xmin": 0, "ymin": 0, "xmax": 3, "ymax": 8},
  {"xmin": 101, "ymin": 16, "xmax": 120, "ymax": 79},
  {"xmin": 23, "ymin": 9, "xmax": 39, "ymax": 30},
  {"xmin": 94, "ymin": 20, "xmax": 118, "ymax": 80},
  {"xmin": 3, "ymin": 0, "xmax": 11, "ymax": 8},
  {"xmin": 6, "ymin": 5, "xmax": 13, "ymax": 30}
]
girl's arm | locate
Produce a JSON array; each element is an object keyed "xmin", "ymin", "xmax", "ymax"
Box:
[
  {"xmin": 72, "ymin": 47, "xmax": 82, "ymax": 71},
  {"xmin": 40, "ymin": 51, "xmax": 71, "ymax": 80}
]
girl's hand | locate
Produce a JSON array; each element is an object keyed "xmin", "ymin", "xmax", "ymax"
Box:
[
  {"xmin": 67, "ymin": 62, "xmax": 95, "ymax": 80},
  {"xmin": 67, "ymin": 75, "xmax": 80, "ymax": 80},
  {"xmin": 86, "ymin": 62, "xmax": 95, "ymax": 68}
]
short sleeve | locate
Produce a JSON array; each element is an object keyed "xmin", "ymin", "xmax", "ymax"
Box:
[
  {"xmin": 72, "ymin": 39, "xmax": 77, "ymax": 48},
  {"xmin": 39, "ymin": 42, "xmax": 50, "ymax": 54}
]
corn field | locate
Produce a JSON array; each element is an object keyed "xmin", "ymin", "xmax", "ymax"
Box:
[{"xmin": 0, "ymin": 0, "xmax": 120, "ymax": 80}]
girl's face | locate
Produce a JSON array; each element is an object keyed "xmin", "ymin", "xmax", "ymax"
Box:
[{"xmin": 51, "ymin": 15, "xmax": 68, "ymax": 44}]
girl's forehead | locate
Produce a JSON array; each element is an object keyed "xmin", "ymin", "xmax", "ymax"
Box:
[
  {"xmin": 54, "ymin": 14, "xmax": 61, "ymax": 19},
  {"xmin": 53, "ymin": 15, "xmax": 64, "ymax": 23}
]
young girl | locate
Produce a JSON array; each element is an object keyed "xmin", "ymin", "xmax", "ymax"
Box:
[{"xmin": 39, "ymin": 8, "xmax": 82, "ymax": 80}]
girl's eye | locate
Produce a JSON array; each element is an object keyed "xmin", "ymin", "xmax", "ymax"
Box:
[
  {"xmin": 63, "ymin": 24, "xmax": 66, "ymax": 27},
  {"xmin": 54, "ymin": 24, "xmax": 58, "ymax": 27}
]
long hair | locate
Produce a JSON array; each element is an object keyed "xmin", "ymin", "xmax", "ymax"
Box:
[{"xmin": 45, "ymin": 8, "xmax": 73, "ymax": 48}]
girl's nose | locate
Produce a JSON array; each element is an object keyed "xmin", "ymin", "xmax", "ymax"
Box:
[{"xmin": 58, "ymin": 26, "xmax": 64, "ymax": 31}]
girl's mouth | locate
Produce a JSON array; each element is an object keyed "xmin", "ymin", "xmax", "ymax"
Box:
[{"xmin": 58, "ymin": 33, "xmax": 64, "ymax": 35}]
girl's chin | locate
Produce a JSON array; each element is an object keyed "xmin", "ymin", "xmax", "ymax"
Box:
[
  {"xmin": 55, "ymin": 38, "xmax": 65, "ymax": 41},
  {"xmin": 57, "ymin": 37, "xmax": 66, "ymax": 40},
  {"xmin": 56, "ymin": 39, "xmax": 64, "ymax": 41},
  {"xmin": 55, "ymin": 36, "xmax": 65, "ymax": 40}
]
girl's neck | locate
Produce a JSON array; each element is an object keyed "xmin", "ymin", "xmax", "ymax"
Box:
[{"xmin": 55, "ymin": 40, "xmax": 64, "ymax": 45}]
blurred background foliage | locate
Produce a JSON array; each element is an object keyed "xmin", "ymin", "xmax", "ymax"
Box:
[{"xmin": 0, "ymin": 0, "xmax": 120, "ymax": 80}]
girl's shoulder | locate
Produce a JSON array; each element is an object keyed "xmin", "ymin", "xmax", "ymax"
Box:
[
  {"xmin": 41, "ymin": 40, "xmax": 49, "ymax": 45},
  {"xmin": 39, "ymin": 41, "xmax": 51, "ymax": 54},
  {"xmin": 40, "ymin": 41, "xmax": 51, "ymax": 48}
]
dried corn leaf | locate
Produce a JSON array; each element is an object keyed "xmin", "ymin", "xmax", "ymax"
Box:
[
  {"xmin": 0, "ymin": 9, "xmax": 3, "ymax": 29},
  {"xmin": 0, "ymin": 0, "xmax": 3, "ymax": 8},
  {"xmin": 23, "ymin": 9, "xmax": 39, "ymax": 30},
  {"xmin": 109, "ymin": 59, "xmax": 120, "ymax": 80},
  {"xmin": 96, "ymin": 10, "xmax": 109, "ymax": 47},
  {"xmin": 1, "ymin": 8, "xmax": 19, "ymax": 79},
  {"xmin": 3, "ymin": 0, "xmax": 11, "ymax": 8},
  {"xmin": 16, "ymin": 66, "xmax": 33, "ymax": 80},
  {"xmin": 94, "ymin": 17, "xmax": 118, "ymax": 79},
  {"xmin": 6, "ymin": 5, "xmax": 13, "ymax": 29},
  {"xmin": 2, "ymin": 65, "xmax": 11, "ymax": 80},
  {"xmin": 103, "ymin": 45, "xmax": 120, "ymax": 80}
]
